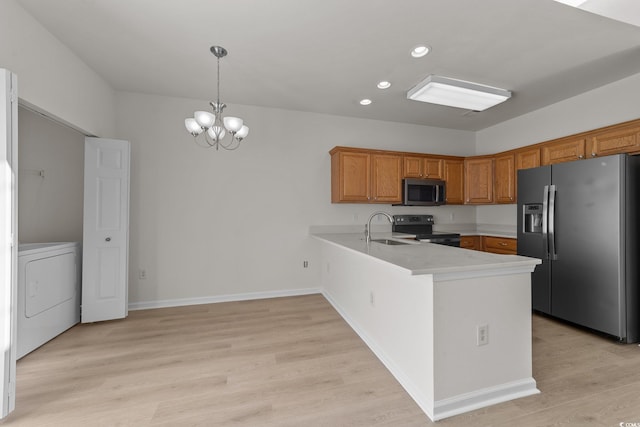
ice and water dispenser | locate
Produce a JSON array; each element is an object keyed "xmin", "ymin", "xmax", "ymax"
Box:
[{"xmin": 523, "ymin": 204, "xmax": 543, "ymax": 233}]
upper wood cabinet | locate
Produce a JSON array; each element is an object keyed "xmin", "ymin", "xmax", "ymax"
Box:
[
  {"xmin": 541, "ymin": 137, "xmax": 586, "ymax": 165},
  {"xmin": 443, "ymin": 159, "xmax": 464, "ymax": 205},
  {"xmin": 370, "ymin": 153, "xmax": 403, "ymax": 203},
  {"xmin": 330, "ymin": 148, "xmax": 402, "ymax": 204},
  {"xmin": 494, "ymin": 153, "xmax": 515, "ymax": 204},
  {"xmin": 403, "ymin": 155, "xmax": 443, "ymax": 179},
  {"xmin": 329, "ymin": 117, "xmax": 640, "ymax": 205},
  {"xmin": 515, "ymin": 147, "xmax": 541, "ymax": 170},
  {"xmin": 588, "ymin": 124, "xmax": 640, "ymax": 158},
  {"xmin": 464, "ymin": 157, "xmax": 494, "ymax": 204},
  {"xmin": 331, "ymin": 150, "xmax": 370, "ymax": 202}
]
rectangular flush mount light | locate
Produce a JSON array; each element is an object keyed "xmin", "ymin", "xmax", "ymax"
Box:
[{"xmin": 407, "ymin": 75, "xmax": 512, "ymax": 111}]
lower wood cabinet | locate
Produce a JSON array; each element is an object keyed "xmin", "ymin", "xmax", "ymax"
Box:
[
  {"xmin": 482, "ymin": 236, "xmax": 517, "ymax": 255},
  {"xmin": 460, "ymin": 235, "xmax": 481, "ymax": 250},
  {"xmin": 461, "ymin": 235, "xmax": 517, "ymax": 254}
]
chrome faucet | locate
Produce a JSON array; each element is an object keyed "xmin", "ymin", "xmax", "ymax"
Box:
[{"xmin": 365, "ymin": 211, "xmax": 394, "ymax": 244}]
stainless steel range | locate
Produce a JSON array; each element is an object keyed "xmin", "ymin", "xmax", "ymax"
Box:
[{"xmin": 392, "ymin": 214, "xmax": 460, "ymax": 247}]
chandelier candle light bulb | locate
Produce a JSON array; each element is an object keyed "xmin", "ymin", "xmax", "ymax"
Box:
[{"xmin": 184, "ymin": 46, "xmax": 249, "ymax": 150}]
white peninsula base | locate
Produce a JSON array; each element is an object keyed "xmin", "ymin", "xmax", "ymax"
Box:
[{"xmin": 314, "ymin": 233, "xmax": 541, "ymax": 421}]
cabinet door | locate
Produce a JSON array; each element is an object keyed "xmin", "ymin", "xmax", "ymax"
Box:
[
  {"xmin": 464, "ymin": 158, "xmax": 494, "ymax": 204},
  {"xmin": 403, "ymin": 156, "xmax": 423, "ymax": 178},
  {"xmin": 482, "ymin": 236, "xmax": 517, "ymax": 254},
  {"xmin": 403, "ymin": 156, "xmax": 443, "ymax": 179},
  {"xmin": 443, "ymin": 159, "xmax": 464, "ymax": 204},
  {"xmin": 371, "ymin": 154, "xmax": 402, "ymax": 203},
  {"xmin": 588, "ymin": 124, "xmax": 640, "ymax": 158},
  {"xmin": 331, "ymin": 151, "xmax": 370, "ymax": 202},
  {"xmin": 515, "ymin": 147, "xmax": 540, "ymax": 170},
  {"xmin": 494, "ymin": 154, "xmax": 515, "ymax": 204},
  {"xmin": 423, "ymin": 158, "xmax": 443, "ymax": 179},
  {"xmin": 541, "ymin": 138, "xmax": 586, "ymax": 165},
  {"xmin": 460, "ymin": 235, "xmax": 481, "ymax": 250}
]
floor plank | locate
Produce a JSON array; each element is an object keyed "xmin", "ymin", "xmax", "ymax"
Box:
[{"xmin": 4, "ymin": 294, "xmax": 640, "ymax": 426}]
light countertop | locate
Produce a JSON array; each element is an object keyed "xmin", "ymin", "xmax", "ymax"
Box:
[
  {"xmin": 435, "ymin": 223, "xmax": 517, "ymax": 239},
  {"xmin": 312, "ymin": 232, "xmax": 539, "ymax": 276}
]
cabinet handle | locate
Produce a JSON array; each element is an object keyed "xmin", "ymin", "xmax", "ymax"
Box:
[
  {"xmin": 425, "ymin": 173, "xmax": 429, "ymax": 177},
  {"xmin": 578, "ymin": 155, "xmax": 584, "ymax": 159},
  {"xmin": 591, "ymin": 153, "xmax": 597, "ymax": 157},
  {"xmin": 498, "ymin": 242, "xmax": 508, "ymax": 246}
]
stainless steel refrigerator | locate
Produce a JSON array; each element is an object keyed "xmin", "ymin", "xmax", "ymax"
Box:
[{"xmin": 517, "ymin": 153, "xmax": 639, "ymax": 343}]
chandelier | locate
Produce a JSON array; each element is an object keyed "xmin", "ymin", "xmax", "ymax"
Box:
[{"xmin": 184, "ymin": 46, "xmax": 249, "ymax": 150}]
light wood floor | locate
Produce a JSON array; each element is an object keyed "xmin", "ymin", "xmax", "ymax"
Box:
[{"xmin": 4, "ymin": 294, "xmax": 640, "ymax": 426}]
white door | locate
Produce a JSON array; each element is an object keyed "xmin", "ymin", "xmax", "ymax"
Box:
[
  {"xmin": 82, "ymin": 138, "xmax": 130, "ymax": 323},
  {"xmin": 0, "ymin": 69, "xmax": 18, "ymax": 418}
]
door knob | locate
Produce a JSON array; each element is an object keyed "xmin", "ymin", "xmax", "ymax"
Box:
[{"xmin": 105, "ymin": 237, "xmax": 111, "ymax": 242}]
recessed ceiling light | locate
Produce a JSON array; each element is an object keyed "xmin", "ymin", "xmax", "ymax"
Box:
[
  {"xmin": 359, "ymin": 99, "xmax": 372, "ymax": 106},
  {"xmin": 377, "ymin": 81, "xmax": 391, "ymax": 89},
  {"xmin": 411, "ymin": 45, "xmax": 430, "ymax": 58}
]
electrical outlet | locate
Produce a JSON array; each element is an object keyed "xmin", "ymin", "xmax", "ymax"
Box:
[
  {"xmin": 139, "ymin": 269, "xmax": 147, "ymax": 280},
  {"xmin": 303, "ymin": 260, "xmax": 309, "ymax": 268},
  {"xmin": 477, "ymin": 324, "xmax": 489, "ymax": 346}
]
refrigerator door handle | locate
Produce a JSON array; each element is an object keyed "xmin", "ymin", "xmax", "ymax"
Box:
[
  {"xmin": 548, "ymin": 184, "xmax": 558, "ymax": 260},
  {"xmin": 542, "ymin": 185, "xmax": 549, "ymax": 257}
]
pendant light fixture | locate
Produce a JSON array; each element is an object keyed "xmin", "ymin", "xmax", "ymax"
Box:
[{"xmin": 184, "ymin": 46, "xmax": 249, "ymax": 150}]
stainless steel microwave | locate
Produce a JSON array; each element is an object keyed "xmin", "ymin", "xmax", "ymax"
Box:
[{"xmin": 401, "ymin": 178, "xmax": 446, "ymax": 206}]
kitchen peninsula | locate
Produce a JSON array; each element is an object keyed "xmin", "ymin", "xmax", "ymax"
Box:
[{"xmin": 312, "ymin": 232, "xmax": 541, "ymax": 421}]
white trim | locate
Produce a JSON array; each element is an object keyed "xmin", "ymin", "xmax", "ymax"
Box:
[
  {"xmin": 322, "ymin": 290, "xmax": 435, "ymax": 420},
  {"xmin": 128, "ymin": 288, "xmax": 322, "ymax": 311},
  {"xmin": 433, "ymin": 378, "xmax": 540, "ymax": 421}
]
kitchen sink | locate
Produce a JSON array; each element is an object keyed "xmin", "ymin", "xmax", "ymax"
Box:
[{"xmin": 371, "ymin": 239, "xmax": 410, "ymax": 245}]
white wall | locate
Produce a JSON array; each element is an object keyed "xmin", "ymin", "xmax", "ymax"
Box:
[
  {"xmin": 0, "ymin": 0, "xmax": 116, "ymax": 137},
  {"xmin": 18, "ymin": 107, "xmax": 84, "ymax": 243},
  {"xmin": 475, "ymin": 72, "xmax": 640, "ymax": 226},
  {"xmin": 115, "ymin": 92, "xmax": 476, "ymax": 305}
]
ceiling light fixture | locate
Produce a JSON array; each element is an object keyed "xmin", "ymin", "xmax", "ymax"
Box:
[
  {"xmin": 184, "ymin": 46, "xmax": 249, "ymax": 150},
  {"xmin": 407, "ymin": 75, "xmax": 512, "ymax": 111},
  {"xmin": 377, "ymin": 81, "xmax": 391, "ymax": 89},
  {"xmin": 411, "ymin": 45, "xmax": 430, "ymax": 58},
  {"xmin": 553, "ymin": 0, "xmax": 588, "ymax": 6},
  {"xmin": 360, "ymin": 99, "xmax": 373, "ymax": 106}
]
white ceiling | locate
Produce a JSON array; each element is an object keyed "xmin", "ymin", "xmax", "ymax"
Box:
[{"xmin": 16, "ymin": 0, "xmax": 640, "ymax": 131}]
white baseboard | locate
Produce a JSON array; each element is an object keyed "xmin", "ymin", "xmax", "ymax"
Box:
[
  {"xmin": 128, "ymin": 288, "xmax": 322, "ymax": 311},
  {"xmin": 433, "ymin": 378, "xmax": 540, "ymax": 421}
]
